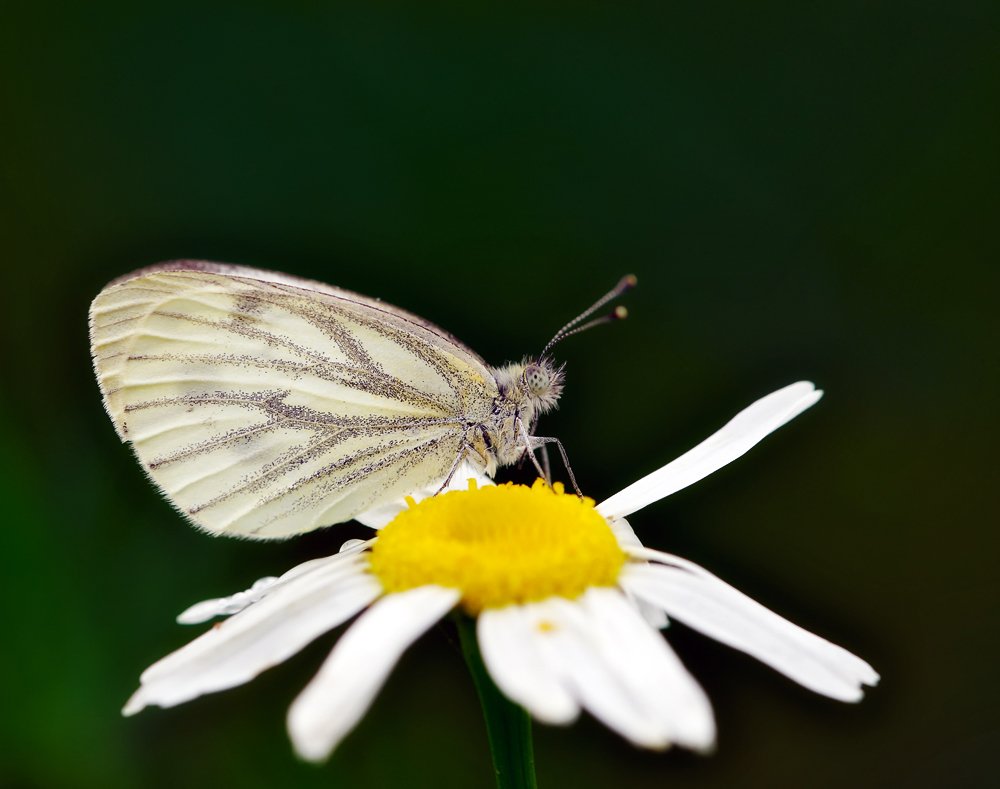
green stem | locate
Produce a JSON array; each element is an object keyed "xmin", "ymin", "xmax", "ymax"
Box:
[{"xmin": 456, "ymin": 614, "xmax": 538, "ymax": 789}]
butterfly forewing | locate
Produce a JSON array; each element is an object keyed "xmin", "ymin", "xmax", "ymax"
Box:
[{"xmin": 89, "ymin": 263, "xmax": 497, "ymax": 539}]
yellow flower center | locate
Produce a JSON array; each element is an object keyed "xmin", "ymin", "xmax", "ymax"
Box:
[{"xmin": 369, "ymin": 479, "xmax": 626, "ymax": 614}]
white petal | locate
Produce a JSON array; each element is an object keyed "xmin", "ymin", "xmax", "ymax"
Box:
[
  {"xmin": 174, "ymin": 542, "xmax": 375, "ymax": 626},
  {"xmin": 247, "ymin": 539, "xmax": 376, "ymax": 594},
  {"xmin": 176, "ymin": 539, "xmax": 376, "ymax": 625},
  {"xmin": 124, "ymin": 557, "xmax": 380, "ymax": 715},
  {"xmin": 580, "ymin": 588, "xmax": 716, "ymax": 751},
  {"xmin": 287, "ymin": 585, "xmax": 460, "ymax": 762},
  {"xmin": 278, "ymin": 539, "xmax": 374, "ymax": 583},
  {"xmin": 608, "ymin": 514, "xmax": 642, "ymax": 549},
  {"xmin": 355, "ymin": 463, "xmax": 494, "ymax": 529},
  {"xmin": 620, "ymin": 554, "xmax": 879, "ymax": 701},
  {"xmin": 477, "ymin": 606, "xmax": 579, "ymax": 725},
  {"xmin": 597, "ymin": 382, "xmax": 823, "ymax": 519},
  {"xmin": 523, "ymin": 597, "xmax": 671, "ymax": 749},
  {"xmin": 176, "ymin": 576, "xmax": 279, "ymax": 624},
  {"xmin": 608, "ymin": 516, "xmax": 669, "ymax": 629}
]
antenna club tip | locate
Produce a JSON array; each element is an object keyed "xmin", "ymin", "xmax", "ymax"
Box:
[
  {"xmin": 621, "ymin": 274, "xmax": 638, "ymax": 289},
  {"xmin": 612, "ymin": 305, "xmax": 628, "ymax": 320}
]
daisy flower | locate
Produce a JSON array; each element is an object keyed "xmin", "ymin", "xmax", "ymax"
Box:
[{"xmin": 123, "ymin": 381, "xmax": 878, "ymax": 763}]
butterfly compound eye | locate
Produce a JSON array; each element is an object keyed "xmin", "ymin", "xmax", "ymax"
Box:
[{"xmin": 524, "ymin": 364, "xmax": 550, "ymax": 395}]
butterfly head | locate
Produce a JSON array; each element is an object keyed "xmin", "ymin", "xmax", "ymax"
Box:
[
  {"xmin": 489, "ymin": 275, "xmax": 634, "ymax": 448},
  {"xmin": 490, "ymin": 358, "xmax": 564, "ymax": 419},
  {"xmin": 521, "ymin": 358, "xmax": 565, "ymax": 415}
]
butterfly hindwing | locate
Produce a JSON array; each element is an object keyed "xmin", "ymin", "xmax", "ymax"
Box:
[{"xmin": 89, "ymin": 262, "xmax": 496, "ymax": 539}]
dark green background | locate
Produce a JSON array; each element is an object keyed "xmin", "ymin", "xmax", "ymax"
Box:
[{"xmin": 1, "ymin": 2, "xmax": 996, "ymax": 787}]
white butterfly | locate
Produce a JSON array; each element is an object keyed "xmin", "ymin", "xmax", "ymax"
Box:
[{"xmin": 89, "ymin": 261, "xmax": 632, "ymax": 540}]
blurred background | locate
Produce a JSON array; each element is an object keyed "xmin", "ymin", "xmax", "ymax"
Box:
[{"xmin": 1, "ymin": 2, "xmax": 996, "ymax": 787}]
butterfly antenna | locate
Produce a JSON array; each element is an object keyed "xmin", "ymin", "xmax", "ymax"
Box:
[{"xmin": 540, "ymin": 274, "xmax": 637, "ymax": 358}]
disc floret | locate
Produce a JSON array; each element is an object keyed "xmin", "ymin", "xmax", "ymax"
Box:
[{"xmin": 369, "ymin": 479, "xmax": 626, "ymax": 614}]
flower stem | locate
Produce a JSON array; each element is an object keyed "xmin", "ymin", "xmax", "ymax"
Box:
[{"xmin": 456, "ymin": 614, "xmax": 538, "ymax": 789}]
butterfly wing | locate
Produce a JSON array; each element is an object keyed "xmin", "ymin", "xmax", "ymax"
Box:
[{"xmin": 89, "ymin": 261, "xmax": 497, "ymax": 539}]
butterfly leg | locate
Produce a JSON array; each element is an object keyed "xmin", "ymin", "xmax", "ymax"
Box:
[
  {"xmin": 539, "ymin": 443, "xmax": 553, "ymax": 486},
  {"xmin": 434, "ymin": 444, "xmax": 471, "ymax": 495},
  {"xmin": 434, "ymin": 445, "xmax": 468, "ymax": 496},
  {"xmin": 516, "ymin": 418, "xmax": 579, "ymax": 494},
  {"xmin": 513, "ymin": 442, "xmax": 548, "ymax": 482},
  {"xmin": 529, "ymin": 435, "xmax": 583, "ymax": 498},
  {"xmin": 434, "ymin": 438, "xmax": 491, "ymax": 496},
  {"xmin": 516, "ymin": 417, "xmax": 550, "ymax": 484}
]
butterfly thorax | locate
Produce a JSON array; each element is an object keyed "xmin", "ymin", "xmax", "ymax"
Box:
[{"xmin": 479, "ymin": 358, "xmax": 564, "ymax": 469}]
